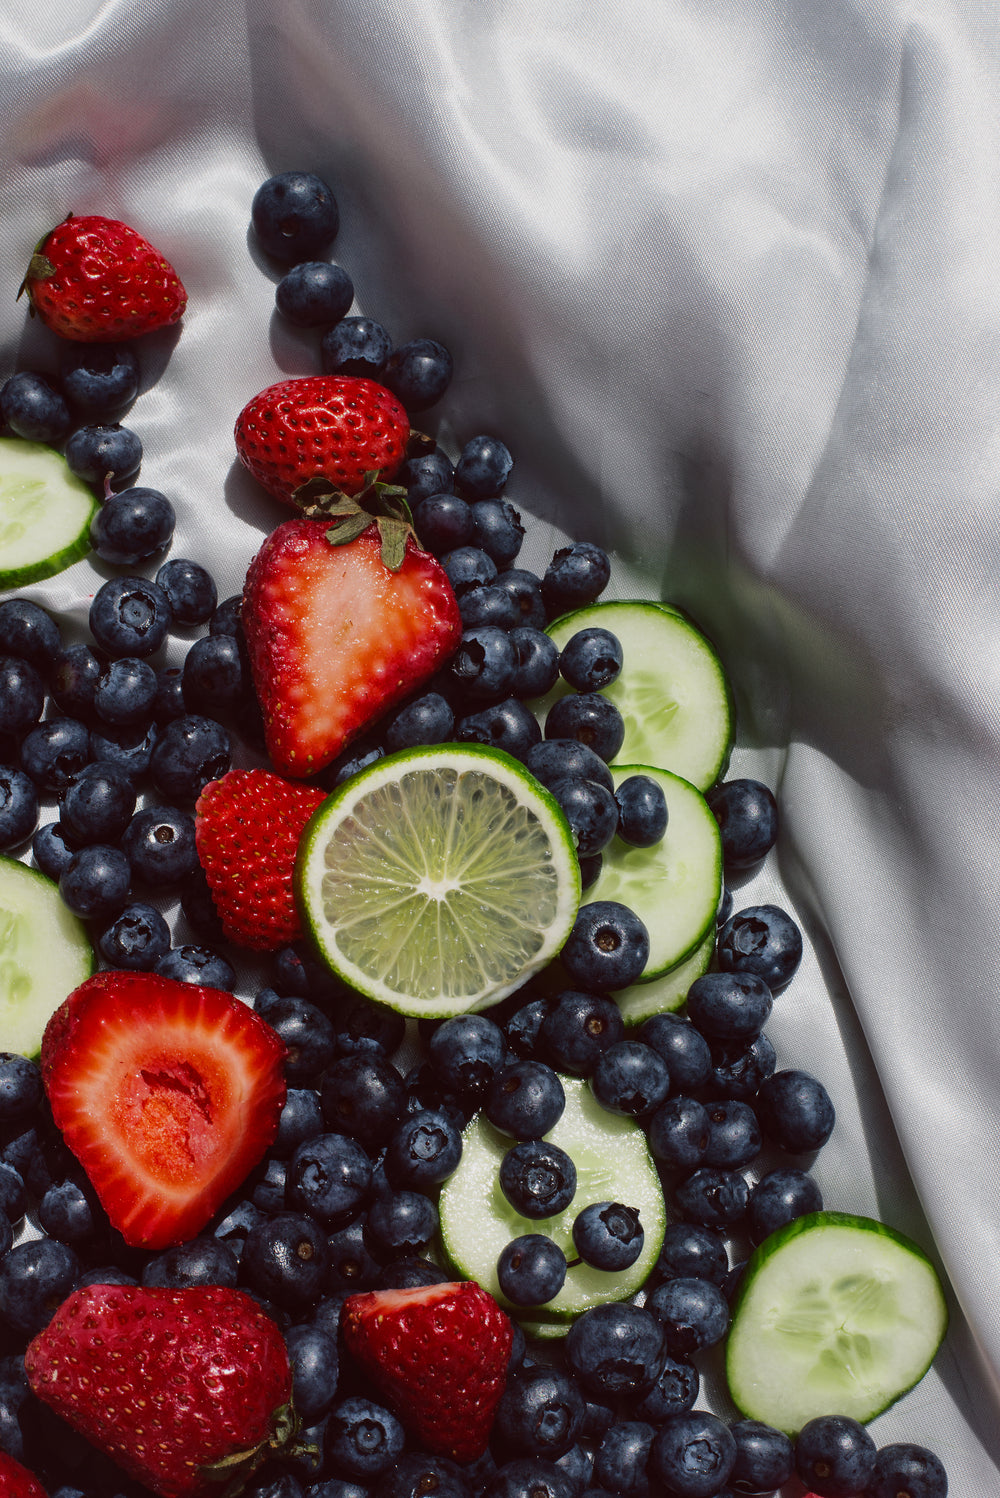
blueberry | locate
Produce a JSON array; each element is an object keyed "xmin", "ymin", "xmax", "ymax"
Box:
[
  {"xmin": 60, "ymin": 760, "xmax": 137, "ymax": 842},
  {"xmin": 181, "ymin": 634, "xmax": 246, "ymax": 715},
  {"xmin": 50, "ymin": 642, "xmax": 103, "ymax": 718},
  {"xmin": 558, "ymin": 628, "xmax": 623, "ymax": 692},
  {"xmin": 795, "ymin": 1414, "xmax": 876, "ymax": 1496},
  {"xmin": 705, "ymin": 778, "xmax": 778, "ymax": 871},
  {"xmin": 747, "ymin": 1166, "xmax": 822, "ymax": 1243},
  {"xmin": 60, "ymin": 341, "xmax": 139, "ymax": 418},
  {"xmin": 685, "ymin": 970, "xmax": 773, "ymax": 1043},
  {"xmin": 572, "ymin": 1201, "xmax": 644, "ymax": 1271},
  {"xmin": 0, "ymin": 1163, "xmax": 25, "ymax": 1225},
  {"xmin": 384, "ymin": 690, "xmax": 454, "ymax": 751},
  {"xmin": 494, "ymin": 1366, "xmax": 585, "ymax": 1460},
  {"xmin": 89, "ymin": 718, "xmax": 159, "ymax": 780},
  {"xmin": 210, "ymin": 594, "xmax": 244, "ymax": 638},
  {"xmin": 673, "ymin": 1167, "xmax": 749, "ymax": 1231},
  {"xmin": 90, "ymin": 486, "xmax": 176, "ymax": 565},
  {"xmin": 499, "ymin": 1139, "xmax": 577, "ymax": 1218},
  {"xmin": 485, "ymin": 1059, "xmax": 565, "ymax": 1139},
  {"xmin": 59, "ymin": 843, "xmax": 131, "ymax": 919},
  {"xmin": 365, "ymin": 1189, "xmax": 439, "ymax": 1261},
  {"xmin": 241, "ymin": 1211, "xmax": 331, "ymax": 1309},
  {"xmin": 542, "ymin": 542, "xmax": 611, "ymax": 617},
  {"xmin": 142, "ymin": 1235, "xmax": 239, "ymax": 1289},
  {"xmin": 155, "ymin": 945, "xmax": 236, "ymax": 991},
  {"xmin": 458, "ymin": 581, "xmax": 522, "ymax": 631},
  {"xmin": 756, "ymin": 1069, "xmax": 835, "ymax": 1153},
  {"xmin": 593, "ymin": 1421, "xmax": 656, "ymax": 1497},
  {"xmin": 252, "ymin": 171, "xmax": 339, "ymax": 262},
  {"xmin": 649, "ymin": 1409, "xmax": 737, "ymax": 1497},
  {"xmin": 270, "ymin": 1087, "xmax": 324, "ymax": 1161},
  {"xmin": 92, "ymin": 656, "xmax": 158, "ymax": 727},
  {"xmin": 97, "ymin": 901, "xmax": 171, "ymax": 970},
  {"xmin": 718, "ymin": 902, "xmax": 803, "ymax": 990},
  {"xmin": 428, "ymin": 1014, "xmax": 507, "ymax": 1098},
  {"xmin": 524, "ymin": 738, "xmax": 614, "ymax": 794},
  {"xmin": 442, "ymin": 545, "xmax": 498, "ymax": 596},
  {"xmin": 866, "ymin": 1443, "xmax": 949, "ymax": 1498},
  {"xmin": 701, "ymin": 1098, "xmax": 761, "ymax": 1170},
  {"xmin": 638, "ymin": 1013, "xmax": 713, "ymax": 1093},
  {"xmin": 539, "ymin": 989, "xmax": 624, "ymax": 1076},
  {"xmin": 64, "ymin": 422, "xmax": 143, "ymax": 486},
  {"xmin": 456, "ymin": 698, "xmax": 541, "ymax": 761},
  {"xmin": 0, "ymin": 599, "xmax": 61, "ymax": 672},
  {"xmin": 728, "ymin": 1418, "xmax": 795, "ymax": 1492},
  {"xmin": 591, "ymin": 1040, "xmax": 671, "ymax": 1117},
  {"xmin": 402, "ymin": 446, "xmax": 455, "ymax": 501},
  {"xmin": 89, "ymin": 575, "xmax": 172, "ymax": 657},
  {"xmin": 373, "ymin": 1256, "xmax": 451, "ymax": 1292},
  {"xmin": 645, "ymin": 1276, "xmax": 729, "ymax": 1357},
  {"xmin": 321, "ymin": 1053, "xmax": 407, "ymax": 1147},
  {"xmin": 123, "ymin": 804, "xmax": 198, "ymax": 885},
  {"xmin": 261, "ymin": 994, "xmax": 336, "ymax": 1083},
  {"xmin": 454, "ymin": 435, "xmax": 514, "ymax": 499},
  {"xmin": 0, "ymin": 765, "xmax": 38, "ymax": 851},
  {"xmin": 325, "ymin": 1395, "xmax": 405, "ymax": 1481},
  {"xmin": 286, "ymin": 1133, "xmax": 373, "ymax": 1227},
  {"xmin": 471, "ymin": 498, "xmax": 524, "ymax": 568},
  {"xmin": 0, "ymin": 1055, "xmax": 43, "ymax": 1123},
  {"xmin": 496, "ymin": 570, "xmax": 547, "ymax": 632},
  {"xmin": 547, "ymin": 775, "xmax": 619, "ymax": 856},
  {"xmin": 647, "ymin": 1096, "xmax": 710, "ymax": 1174},
  {"xmin": 509, "ymin": 626, "xmax": 560, "ymax": 697},
  {"xmin": 654, "ymin": 1222, "xmax": 729, "ymax": 1288},
  {"xmin": 285, "ymin": 1321, "xmax": 339, "ymax": 1423},
  {"xmin": 481, "ymin": 1457, "xmax": 577, "ymax": 1498},
  {"xmin": 276, "ymin": 260, "xmax": 354, "ymax": 326},
  {"xmin": 634, "ymin": 1356, "xmax": 700, "ymax": 1423},
  {"xmin": 333, "ymin": 994, "xmax": 406, "ymax": 1060},
  {"xmin": 374, "ymin": 1452, "xmax": 470, "ymax": 1498},
  {"xmin": 0, "ymin": 370, "xmax": 71, "ymax": 443},
  {"xmin": 321, "ymin": 315, "xmax": 392, "ymax": 376},
  {"xmin": 0, "ymin": 655, "xmax": 44, "ymax": 740},
  {"xmin": 560, "ymin": 901, "xmax": 650, "ymax": 991},
  {"xmin": 564, "ymin": 1302, "xmax": 666, "ymax": 1398},
  {"xmin": 615, "ymin": 773, "xmax": 668, "ymax": 848},
  {"xmin": 544, "ymin": 692, "xmax": 625, "ymax": 764},
  {"xmin": 448, "ymin": 625, "xmax": 518, "ymax": 703},
  {"xmin": 383, "ymin": 338, "xmax": 453, "ymax": 411},
  {"xmin": 19, "ymin": 716, "xmax": 90, "ymax": 791},
  {"xmin": 149, "ymin": 713, "xmax": 231, "ymax": 800},
  {"xmin": 0, "ymin": 1238, "xmax": 80, "ymax": 1337},
  {"xmin": 155, "ymin": 557, "xmax": 218, "ymax": 627},
  {"xmin": 413, "ymin": 492, "xmax": 475, "ymax": 556}
]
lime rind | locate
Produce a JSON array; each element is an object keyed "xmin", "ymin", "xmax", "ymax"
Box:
[
  {"xmin": 590, "ymin": 764, "xmax": 721, "ymax": 980},
  {"xmin": 536, "ymin": 600, "xmax": 734, "ymax": 792},
  {"xmin": 0, "ymin": 436, "xmax": 97, "ymax": 589},
  {"xmin": 295, "ymin": 743, "xmax": 581, "ymax": 1018},
  {"xmin": 0, "ymin": 856, "xmax": 95, "ymax": 1058},
  {"xmin": 726, "ymin": 1210, "xmax": 949, "ymax": 1434},
  {"xmin": 439, "ymin": 1075, "xmax": 665, "ymax": 1324}
]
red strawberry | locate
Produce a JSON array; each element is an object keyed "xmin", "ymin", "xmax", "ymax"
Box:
[
  {"xmin": 195, "ymin": 768, "xmax": 326, "ymax": 950},
  {"xmin": 234, "ymin": 374, "xmax": 410, "ymax": 505},
  {"xmin": 0, "ymin": 1452, "xmax": 49, "ymax": 1498},
  {"xmin": 26, "ymin": 1284, "xmax": 298, "ymax": 1498},
  {"xmin": 19, "ymin": 213, "xmax": 187, "ymax": 341},
  {"xmin": 342, "ymin": 1280, "xmax": 513, "ymax": 1463},
  {"xmin": 41, "ymin": 971, "xmax": 286, "ymax": 1249},
  {"xmin": 242, "ymin": 499, "xmax": 462, "ymax": 778}
]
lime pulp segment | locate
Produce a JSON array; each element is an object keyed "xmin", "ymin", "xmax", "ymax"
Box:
[
  {"xmin": 0, "ymin": 857, "xmax": 95, "ymax": 1058},
  {"xmin": 295, "ymin": 744, "xmax": 581, "ymax": 1017},
  {"xmin": 0, "ymin": 436, "xmax": 97, "ymax": 588},
  {"xmin": 726, "ymin": 1211, "xmax": 949, "ymax": 1434}
]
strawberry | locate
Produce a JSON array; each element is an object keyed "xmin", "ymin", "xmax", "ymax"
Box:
[
  {"xmin": 342, "ymin": 1280, "xmax": 513, "ymax": 1463},
  {"xmin": 26, "ymin": 1284, "xmax": 298, "ymax": 1498},
  {"xmin": 0, "ymin": 1451, "xmax": 50, "ymax": 1498},
  {"xmin": 241, "ymin": 492, "xmax": 462, "ymax": 778},
  {"xmin": 41, "ymin": 971, "xmax": 286, "ymax": 1249},
  {"xmin": 195, "ymin": 768, "xmax": 326, "ymax": 949},
  {"xmin": 234, "ymin": 374, "xmax": 410, "ymax": 506},
  {"xmin": 19, "ymin": 213, "xmax": 187, "ymax": 341}
]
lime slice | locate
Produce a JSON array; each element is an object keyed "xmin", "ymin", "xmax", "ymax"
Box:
[
  {"xmin": 0, "ymin": 437, "xmax": 97, "ymax": 588},
  {"xmin": 590, "ymin": 764, "xmax": 721, "ymax": 981},
  {"xmin": 439, "ymin": 1075, "xmax": 665, "ymax": 1325},
  {"xmin": 295, "ymin": 743, "xmax": 581, "ymax": 1018},
  {"xmin": 0, "ymin": 857, "xmax": 95, "ymax": 1058},
  {"xmin": 536, "ymin": 601, "xmax": 734, "ymax": 792},
  {"xmin": 726, "ymin": 1211, "xmax": 949, "ymax": 1434}
]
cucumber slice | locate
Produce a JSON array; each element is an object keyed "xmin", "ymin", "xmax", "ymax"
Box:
[
  {"xmin": 0, "ymin": 437, "xmax": 97, "ymax": 588},
  {"xmin": 613, "ymin": 926, "xmax": 714, "ymax": 1024},
  {"xmin": 726, "ymin": 1210, "xmax": 949, "ymax": 1435},
  {"xmin": 590, "ymin": 764, "xmax": 721, "ymax": 980},
  {"xmin": 0, "ymin": 857, "xmax": 95, "ymax": 1058},
  {"xmin": 537, "ymin": 601, "xmax": 733, "ymax": 792},
  {"xmin": 439, "ymin": 1075, "xmax": 664, "ymax": 1326}
]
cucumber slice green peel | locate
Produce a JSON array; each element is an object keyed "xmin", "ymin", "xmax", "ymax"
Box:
[
  {"xmin": 0, "ymin": 856, "xmax": 95, "ymax": 1058},
  {"xmin": 439, "ymin": 1075, "xmax": 665, "ymax": 1327},
  {"xmin": 0, "ymin": 437, "xmax": 97, "ymax": 588},
  {"xmin": 726, "ymin": 1210, "xmax": 949, "ymax": 1435}
]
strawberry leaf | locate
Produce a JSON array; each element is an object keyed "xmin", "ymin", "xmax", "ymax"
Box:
[{"xmin": 292, "ymin": 471, "xmax": 419, "ymax": 571}]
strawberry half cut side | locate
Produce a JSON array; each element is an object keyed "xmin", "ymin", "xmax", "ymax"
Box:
[
  {"xmin": 41, "ymin": 972, "xmax": 287, "ymax": 1250},
  {"xmin": 342, "ymin": 1280, "xmax": 514, "ymax": 1463}
]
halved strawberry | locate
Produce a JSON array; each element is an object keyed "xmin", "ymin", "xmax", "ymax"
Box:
[
  {"xmin": 242, "ymin": 501, "xmax": 462, "ymax": 779},
  {"xmin": 41, "ymin": 972, "xmax": 286, "ymax": 1250}
]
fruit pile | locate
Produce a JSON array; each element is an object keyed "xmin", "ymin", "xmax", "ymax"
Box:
[{"xmin": 0, "ymin": 174, "xmax": 951, "ymax": 1498}]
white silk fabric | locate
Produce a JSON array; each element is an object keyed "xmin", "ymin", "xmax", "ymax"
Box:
[{"xmin": 2, "ymin": 2, "xmax": 1000, "ymax": 1491}]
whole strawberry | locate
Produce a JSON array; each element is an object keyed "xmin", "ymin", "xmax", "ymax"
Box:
[
  {"xmin": 195, "ymin": 768, "xmax": 326, "ymax": 949},
  {"xmin": 20, "ymin": 214, "xmax": 187, "ymax": 341},
  {"xmin": 342, "ymin": 1280, "xmax": 513, "ymax": 1463},
  {"xmin": 26, "ymin": 1284, "xmax": 298, "ymax": 1498},
  {"xmin": 0, "ymin": 1451, "xmax": 50, "ymax": 1498},
  {"xmin": 234, "ymin": 374, "xmax": 410, "ymax": 505}
]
